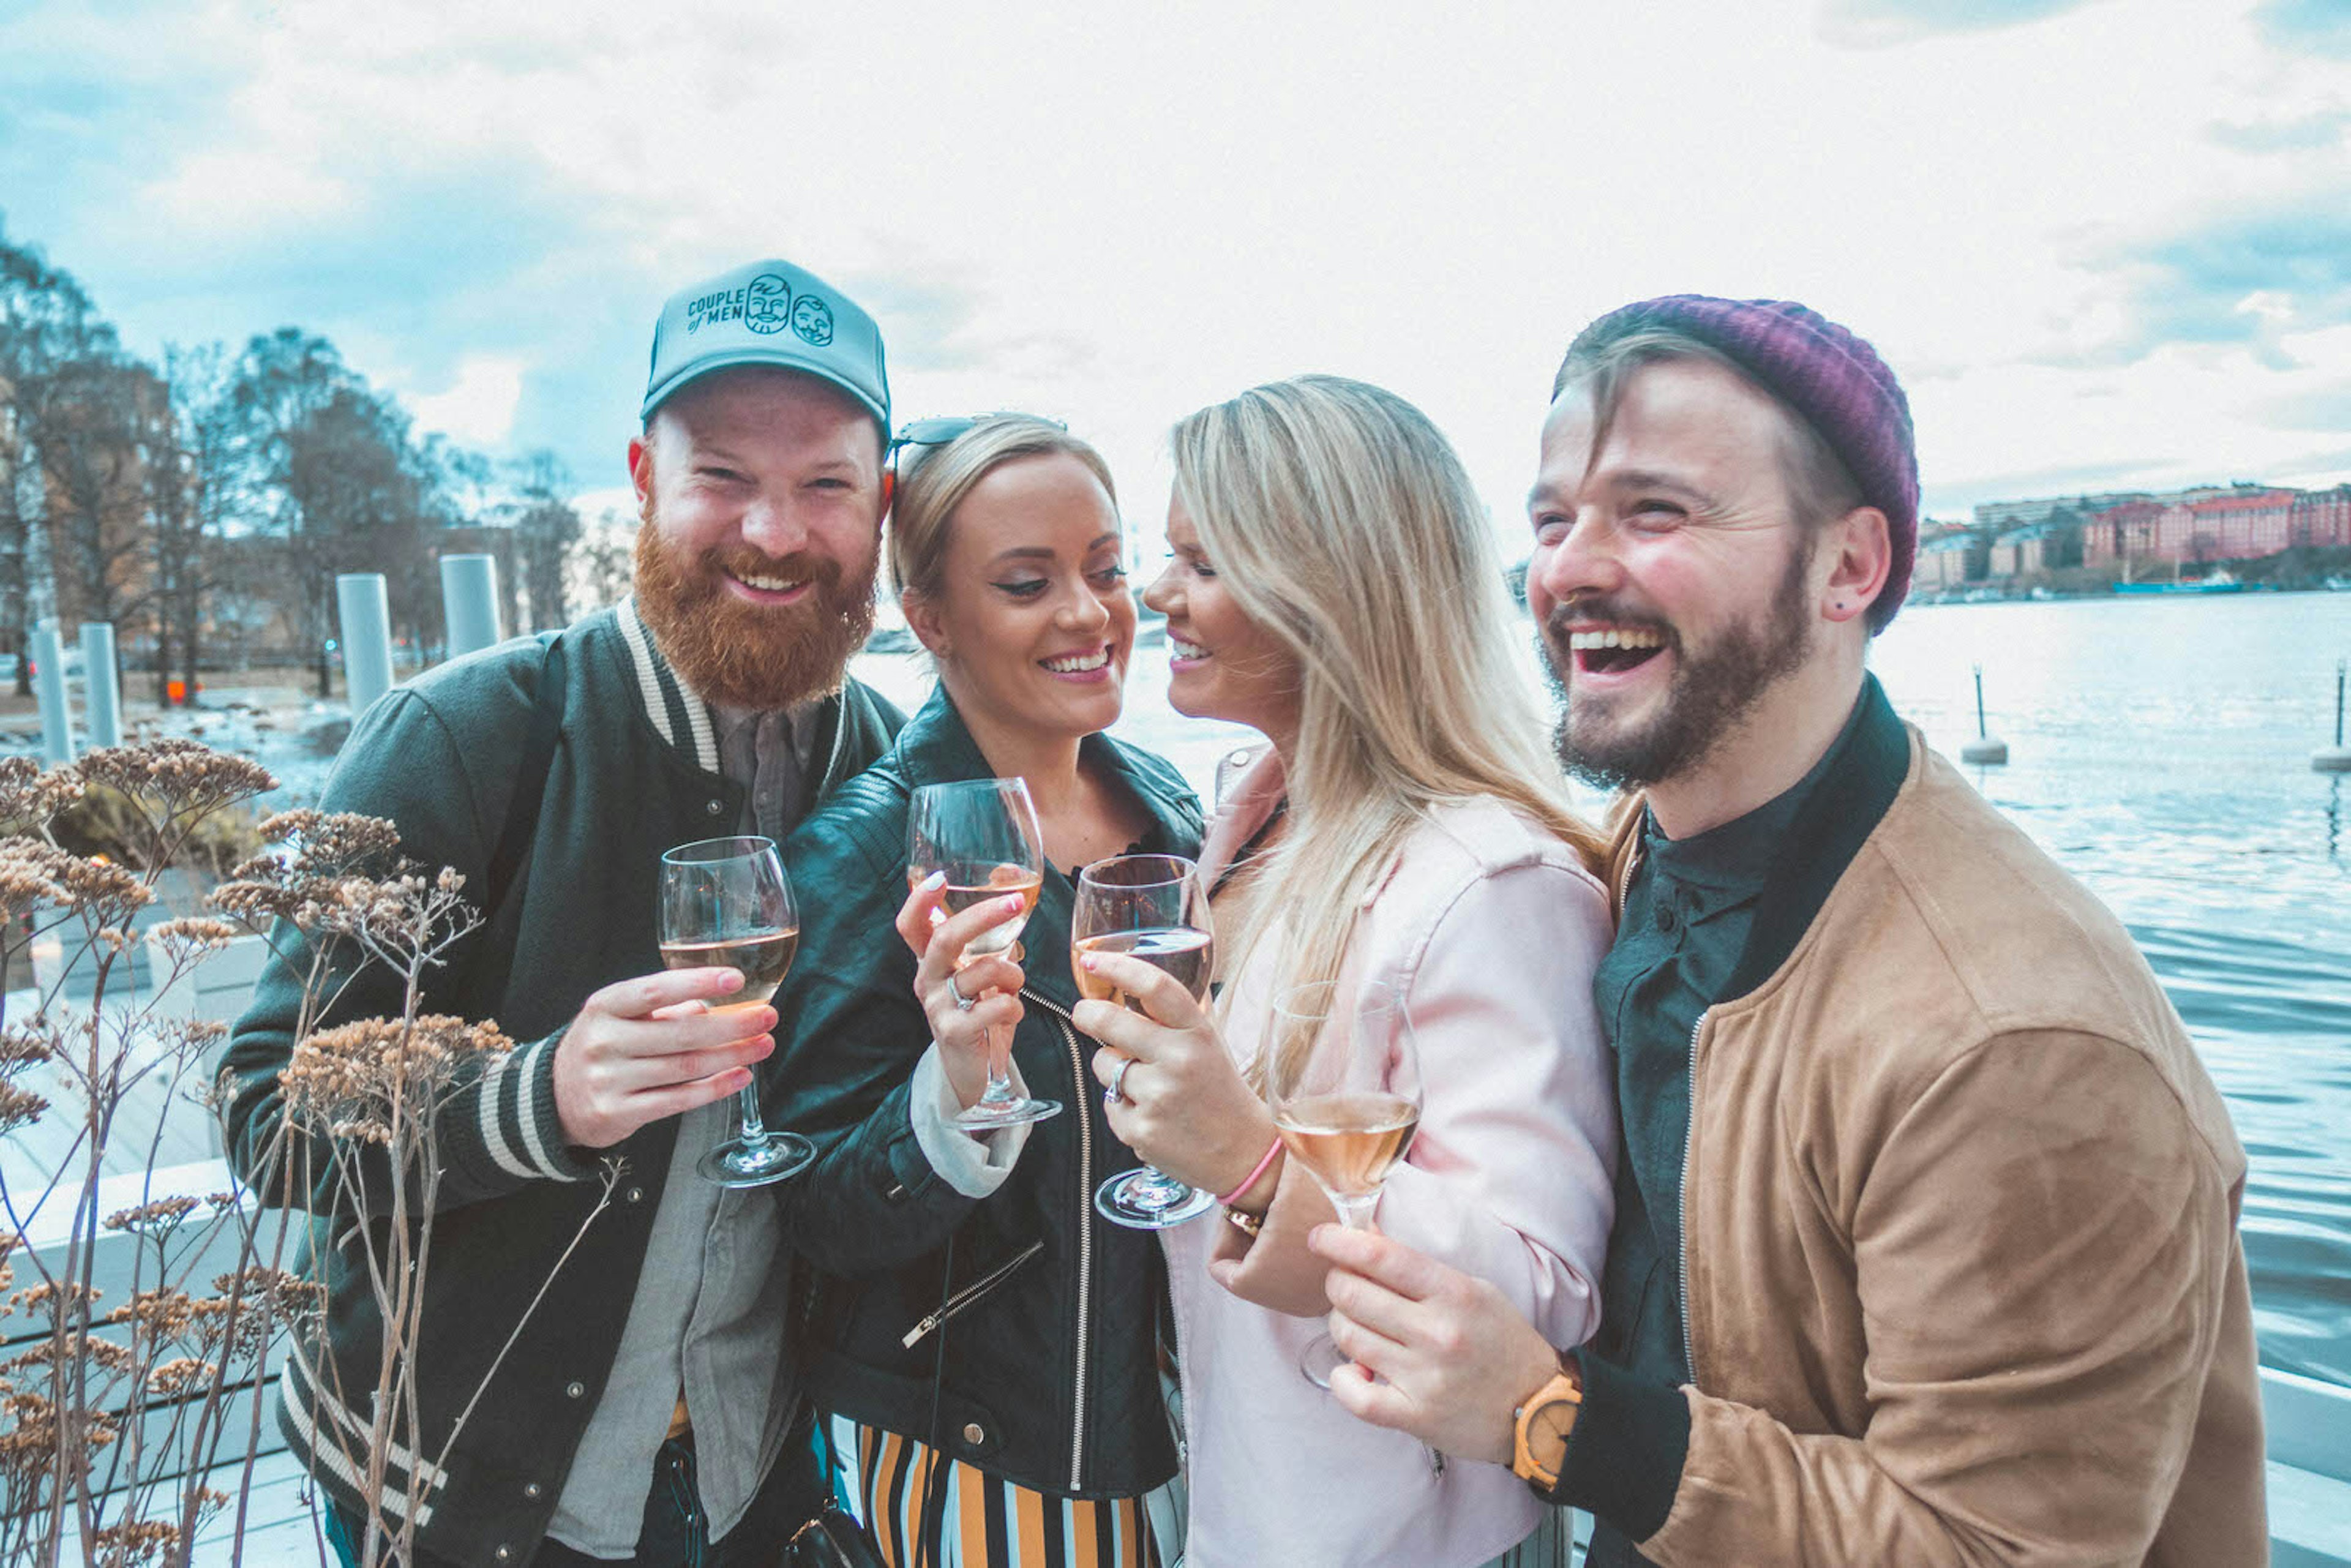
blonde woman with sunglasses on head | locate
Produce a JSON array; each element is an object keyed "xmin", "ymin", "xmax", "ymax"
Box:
[
  {"xmin": 771, "ymin": 416, "xmax": 1200, "ymax": 1566},
  {"xmin": 1074, "ymin": 377, "xmax": 1619, "ymax": 1567}
]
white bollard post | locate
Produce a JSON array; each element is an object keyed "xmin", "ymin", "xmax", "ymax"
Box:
[
  {"xmin": 31, "ymin": 621, "xmax": 74, "ymax": 765},
  {"xmin": 2315, "ymin": 659, "xmax": 2351, "ymax": 775},
  {"xmin": 440, "ymin": 553, "xmax": 504, "ymax": 659},
  {"xmin": 79, "ymin": 622, "xmax": 122, "ymax": 749},
  {"xmin": 336, "ymin": 574, "xmax": 396, "ymax": 716},
  {"xmin": 1960, "ymin": 663, "xmax": 2009, "ymax": 766}
]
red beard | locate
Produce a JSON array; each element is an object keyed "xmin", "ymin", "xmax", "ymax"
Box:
[{"xmin": 632, "ymin": 517, "xmax": 879, "ymax": 711}]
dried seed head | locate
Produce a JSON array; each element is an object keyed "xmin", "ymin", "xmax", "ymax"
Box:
[
  {"xmin": 0, "ymin": 756, "xmax": 86, "ymax": 833},
  {"xmin": 279, "ymin": 1014, "xmax": 515, "ymax": 1142},
  {"xmin": 103, "ymin": 1196, "xmax": 203, "ymax": 1234},
  {"xmin": 0, "ymin": 1084, "xmax": 47, "ymax": 1136},
  {"xmin": 75, "ymin": 740, "xmax": 276, "ymax": 816}
]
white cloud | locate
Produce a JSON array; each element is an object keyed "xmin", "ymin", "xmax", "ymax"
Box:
[
  {"xmin": 407, "ymin": 356, "xmax": 527, "ymax": 449},
  {"xmin": 6, "ymin": 0, "xmax": 2347, "ymax": 541}
]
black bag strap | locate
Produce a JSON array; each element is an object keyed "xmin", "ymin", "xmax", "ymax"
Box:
[{"xmin": 482, "ymin": 636, "xmax": 567, "ymax": 922}]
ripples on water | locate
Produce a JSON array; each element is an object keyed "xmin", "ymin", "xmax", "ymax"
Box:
[{"xmin": 858, "ymin": 591, "xmax": 2351, "ymax": 1386}]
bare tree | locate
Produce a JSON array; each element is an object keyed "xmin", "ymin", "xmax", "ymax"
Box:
[
  {"xmin": 226, "ymin": 335, "xmax": 463, "ymax": 697},
  {"xmin": 148, "ymin": 345, "xmax": 238, "ymax": 705},
  {"xmin": 568, "ymin": 507, "xmax": 636, "ymax": 615},
  {"xmin": 511, "ymin": 451, "xmax": 580, "ymax": 632},
  {"xmin": 25, "ymin": 353, "xmax": 165, "ymax": 633},
  {"xmin": 1, "ymin": 230, "xmax": 118, "ymax": 696}
]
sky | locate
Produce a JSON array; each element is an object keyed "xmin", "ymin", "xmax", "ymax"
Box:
[{"xmin": 2, "ymin": 0, "xmax": 2348, "ymax": 549}]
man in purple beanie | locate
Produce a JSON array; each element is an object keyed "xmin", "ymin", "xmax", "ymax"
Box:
[{"xmin": 1310, "ymin": 296, "xmax": 2266, "ymax": 1564}]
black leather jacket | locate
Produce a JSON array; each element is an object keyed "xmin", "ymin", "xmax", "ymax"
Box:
[{"xmin": 771, "ymin": 688, "xmax": 1203, "ymax": 1499}]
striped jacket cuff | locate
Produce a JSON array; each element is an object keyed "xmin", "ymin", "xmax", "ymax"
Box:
[
  {"xmin": 449, "ymin": 1030, "xmax": 593, "ymax": 1189},
  {"xmin": 278, "ymin": 1354, "xmax": 449, "ymax": 1529}
]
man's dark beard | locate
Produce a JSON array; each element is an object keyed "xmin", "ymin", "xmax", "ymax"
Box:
[
  {"xmin": 1541, "ymin": 539, "xmax": 1813, "ymax": 793},
  {"xmin": 632, "ymin": 516, "xmax": 878, "ymax": 711}
]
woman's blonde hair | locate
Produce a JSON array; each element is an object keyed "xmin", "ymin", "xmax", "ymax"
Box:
[
  {"xmin": 1171, "ymin": 376, "xmax": 1606, "ymax": 1081},
  {"xmin": 889, "ymin": 416, "xmax": 1117, "ymax": 602}
]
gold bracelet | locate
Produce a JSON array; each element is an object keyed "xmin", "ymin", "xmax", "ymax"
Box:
[{"xmin": 1223, "ymin": 1205, "xmax": 1264, "ymax": 1239}]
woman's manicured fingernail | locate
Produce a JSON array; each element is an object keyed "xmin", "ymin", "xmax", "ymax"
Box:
[
  {"xmin": 920, "ymin": 869, "xmax": 947, "ymax": 891},
  {"xmin": 1079, "ymin": 955, "xmax": 1097, "ymax": 971},
  {"xmin": 1000, "ymin": 894, "xmax": 1025, "ymax": 913}
]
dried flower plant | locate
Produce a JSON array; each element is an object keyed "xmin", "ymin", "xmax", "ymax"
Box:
[
  {"xmin": 3, "ymin": 739, "xmax": 617, "ymax": 1567},
  {"xmin": 215, "ymin": 821, "xmax": 619, "ymax": 1568}
]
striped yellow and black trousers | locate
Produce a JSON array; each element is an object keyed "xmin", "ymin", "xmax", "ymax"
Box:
[{"xmin": 839, "ymin": 1420, "xmax": 1169, "ymax": 1568}]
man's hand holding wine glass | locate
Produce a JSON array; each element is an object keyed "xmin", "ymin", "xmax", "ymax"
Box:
[
  {"xmin": 1310, "ymin": 1224, "xmax": 1565, "ymax": 1469},
  {"xmin": 550, "ymin": 966, "xmax": 776, "ymax": 1149}
]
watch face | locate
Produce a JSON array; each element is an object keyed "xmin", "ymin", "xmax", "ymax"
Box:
[{"xmin": 1533, "ymin": 1399, "xmax": 1577, "ymax": 1447}]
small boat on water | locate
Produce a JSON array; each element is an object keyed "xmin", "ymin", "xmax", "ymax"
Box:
[
  {"xmin": 2114, "ymin": 569, "xmax": 2246, "ymax": 596},
  {"xmin": 2327, "ymin": 576, "xmax": 2351, "ymax": 592}
]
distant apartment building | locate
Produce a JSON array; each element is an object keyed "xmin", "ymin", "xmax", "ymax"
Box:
[
  {"xmin": 2292, "ymin": 484, "xmax": 2351, "ymax": 549},
  {"xmin": 1914, "ymin": 523, "xmax": 1983, "ymax": 592},
  {"xmin": 1949, "ymin": 480, "xmax": 2349, "ymax": 588}
]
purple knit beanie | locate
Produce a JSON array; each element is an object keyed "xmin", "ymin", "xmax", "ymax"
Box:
[{"xmin": 1560, "ymin": 294, "xmax": 1920, "ymax": 631}]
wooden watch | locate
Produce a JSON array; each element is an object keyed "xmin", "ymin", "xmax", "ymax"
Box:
[{"xmin": 1510, "ymin": 1351, "xmax": 1584, "ymax": 1488}]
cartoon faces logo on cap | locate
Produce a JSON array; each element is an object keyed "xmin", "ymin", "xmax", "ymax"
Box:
[
  {"xmin": 790, "ymin": 293, "xmax": 835, "ymax": 347},
  {"xmin": 744, "ymin": 272, "xmax": 793, "ymax": 337}
]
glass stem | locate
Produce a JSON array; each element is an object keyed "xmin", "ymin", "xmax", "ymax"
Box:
[
  {"xmin": 735, "ymin": 1082, "xmax": 769, "ymax": 1147},
  {"xmin": 1335, "ymin": 1193, "xmax": 1380, "ymax": 1232},
  {"xmin": 978, "ymin": 1022, "xmax": 1016, "ymax": 1107}
]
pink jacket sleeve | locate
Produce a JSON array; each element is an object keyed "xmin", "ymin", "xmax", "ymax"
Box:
[
  {"xmin": 1373, "ymin": 856, "xmax": 1618, "ymax": 1349},
  {"xmin": 1214, "ymin": 831, "xmax": 1619, "ymax": 1347}
]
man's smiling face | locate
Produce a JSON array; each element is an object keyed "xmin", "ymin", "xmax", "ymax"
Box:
[
  {"xmin": 1527, "ymin": 354, "xmax": 1820, "ymax": 792},
  {"xmin": 628, "ymin": 366, "xmax": 882, "ymax": 708}
]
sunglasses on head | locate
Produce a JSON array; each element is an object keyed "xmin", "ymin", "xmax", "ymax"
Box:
[{"xmin": 888, "ymin": 413, "xmax": 1070, "ymax": 473}]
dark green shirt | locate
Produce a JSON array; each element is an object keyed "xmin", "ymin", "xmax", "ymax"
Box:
[{"xmin": 1580, "ymin": 690, "xmax": 1867, "ymax": 1567}]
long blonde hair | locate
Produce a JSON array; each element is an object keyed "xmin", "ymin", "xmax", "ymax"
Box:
[{"xmin": 1171, "ymin": 375, "xmax": 1605, "ymax": 1079}]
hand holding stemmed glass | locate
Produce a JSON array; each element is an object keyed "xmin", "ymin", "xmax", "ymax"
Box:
[
  {"xmin": 1072, "ymin": 910, "xmax": 1279, "ymax": 1238},
  {"xmin": 657, "ymin": 835, "xmax": 815, "ymax": 1187},
  {"xmin": 1265, "ymin": 980, "xmax": 1423, "ymax": 1387},
  {"xmin": 902, "ymin": 778, "xmax": 1060, "ymax": 1128},
  {"xmin": 1074, "ymin": 855, "xmax": 1219, "ymax": 1228}
]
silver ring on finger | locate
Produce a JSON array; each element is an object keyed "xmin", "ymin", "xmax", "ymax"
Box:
[
  {"xmin": 947, "ymin": 970, "xmax": 977, "ymax": 1012},
  {"xmin": 1104, "ymin": 1054, "xmax": 1138, "ymax": 1106}
]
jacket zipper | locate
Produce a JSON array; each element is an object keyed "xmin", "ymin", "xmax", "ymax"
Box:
[
  {"xmin": 901, "ymin": 1239, "xmax": 1046, "ymax": 1348},
  {"xmin": 1679, "ymin": 1010, "xmax": 1704, "ymax": 1385},
  {"xmin": 1019, "ymin": 985, "xmax": 1097, "ymax": 1493}
]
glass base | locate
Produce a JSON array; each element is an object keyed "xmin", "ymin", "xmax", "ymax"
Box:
[
  {"xmin": 1299, "ymin": 1331, "xmax": 1349, "ymax": 1389},
  {"xmin": 953, "ymin": 1095, "xmax": 1062, "ymax": 1130},
  {"xmin": 1095, "ymin": 1168, "xmax": 1217, "ymax": 1229},
  {"xmin": 698, "ymin": 1131, "xmax": 816, "ymax": 1188}
]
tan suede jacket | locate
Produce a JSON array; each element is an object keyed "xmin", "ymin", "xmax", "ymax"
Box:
[{"xmin": 1614, "ymin": 726, "xmax": 2266, "ymax": 1567}]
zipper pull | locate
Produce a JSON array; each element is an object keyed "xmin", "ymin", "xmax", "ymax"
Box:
[
  {"xmin": 902, "ymin": 1238, "xmax": 1047, "ymax": 1349},
  {"xmin": 902, "ymin": 1307, "xmax": 948, "ymax": 1350}
]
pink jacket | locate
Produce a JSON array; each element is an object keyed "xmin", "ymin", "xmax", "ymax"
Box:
[{"xmin": 1164, "ymin": 752, "xmax": 1618, "ymax": 1567}]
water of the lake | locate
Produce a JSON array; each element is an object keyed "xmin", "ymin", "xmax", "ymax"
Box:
[{"xmin": 857, "ymin": 588, "xmax": 2351, "ymax": 1389}]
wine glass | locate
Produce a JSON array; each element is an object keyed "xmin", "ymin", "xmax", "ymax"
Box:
[
  {"xmin": 907, "ymin": 779, "xmax": 1060, "ymax": 1128},
  {"xmin": 658, "ymin": 835, "xmax": 814, "ymax": 1187},
  {"xmin": 1075, "ymin": 855, "xmax": 1219, "ymax": 1228},
  {"xmin": 1265, "ymin": 979, "xmax": 1423, "ymax": 1387}
]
